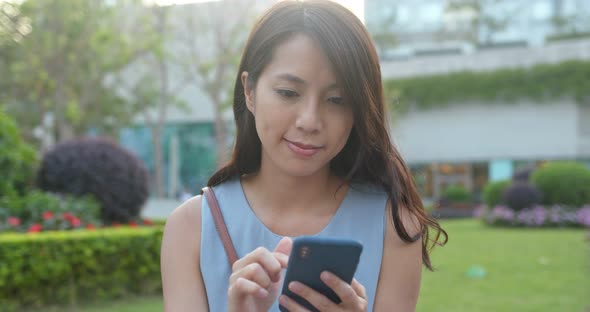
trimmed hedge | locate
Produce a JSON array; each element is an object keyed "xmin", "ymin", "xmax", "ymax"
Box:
[
  {"xmin": 441, "ymin": 185, "xmax": 471, "ymax": 203},
  {"xmin": 0, "ymin": 227, "xmax": 163, "ymax": 311},
  {"xmin": 531, "ymin": 162, "xmax": 590, "ymax": 207},
  {"xmin": 483, "ymin": 180, "xmax": 511, "ymax": 208}
]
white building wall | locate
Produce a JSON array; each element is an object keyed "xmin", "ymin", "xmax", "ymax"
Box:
[{"xmin": 391, "ymin": 100, "xmax": 581, "ymax": 164}]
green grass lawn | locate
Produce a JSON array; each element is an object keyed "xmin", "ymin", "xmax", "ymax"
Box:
[
  {"xmin": 79, "ymin": 219, "xmax": 589, "ymax": 312},
  {"xmin": 417, "ymin": 220, "xmax": 589, "ymax": 312}
]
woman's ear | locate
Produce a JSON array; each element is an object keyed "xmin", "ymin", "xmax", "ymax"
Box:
[{"xmin": 241, "ymin": 71, "xmax": 255, "ymax": 113}]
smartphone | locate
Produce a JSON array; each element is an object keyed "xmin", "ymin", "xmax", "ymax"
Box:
[{"xmin": 279, "ymin": 236, "xmax": 363, "ymax": 312}]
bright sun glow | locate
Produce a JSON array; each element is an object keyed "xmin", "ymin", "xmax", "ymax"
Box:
[{"xmin": 150, "ymin": 0, "xmax": 365, "ymax": 23}]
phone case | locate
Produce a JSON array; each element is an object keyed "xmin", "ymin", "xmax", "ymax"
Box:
[{"xmin": 279, "ymin": 236, "xmax": 363, "ymax": 312}]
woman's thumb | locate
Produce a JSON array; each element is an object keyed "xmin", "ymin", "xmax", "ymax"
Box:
[{"xmin": 273, "ymin": 237, "xmax": 293, "ymax": 267}]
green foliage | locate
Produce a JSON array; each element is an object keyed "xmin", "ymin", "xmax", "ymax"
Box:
[
  {"xmin": 0, "ymin": 110, "xmax": 37, "ymax": 197},
  {"xmin": 483, "ymin": 180, "xmax": 511, "ymax": 207},
  {"xmin": 0, "ymin": 191, "xmax": 101, "ymax": 233},
  {"xmin": 384, "ymin": 60, "xmax": 590, "ymax": 113},
  {"xmin": 0, "ymin": 227, "xmax": 163, "ymax": 311},
  {"xmin": 0, "ymin": 0, "xmax": 157, "ymax": 140},
  {"xmin": 441, "ymin": 185, "xmax": 471, "ymax": 203},
  {"xmin": 531, "ymin": 162, "xmax": 590, "ymax": 207},
  {"xmin": 547, "ymin": 31, "xmax": 590, "ymax": 42}
]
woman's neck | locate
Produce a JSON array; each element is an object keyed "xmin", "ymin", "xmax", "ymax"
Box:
[{"xmin": 241, "ymin": 163, "xmax": 346, "ymax": 217}]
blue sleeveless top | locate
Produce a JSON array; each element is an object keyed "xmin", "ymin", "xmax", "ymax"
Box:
[{"xmin": 200, "ymin": 178, "xmax": 388, "ymax": 311}]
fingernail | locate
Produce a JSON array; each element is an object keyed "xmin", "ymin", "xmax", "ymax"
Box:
[
  {"xmin": 289, "ymin": 281, "xmax": 302, "ymax": 292},
  {"xmin": 257, "ymin": 288, "xmax": 269, "ymax": 298},
  {"xmin": 321, "ymin": 271, "xmax": 331, "ymax": 282}
]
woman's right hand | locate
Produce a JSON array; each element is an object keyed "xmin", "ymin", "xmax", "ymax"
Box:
[{"xmin": 227, "ymin": 237, "xmax": 293, "ymax": 312}]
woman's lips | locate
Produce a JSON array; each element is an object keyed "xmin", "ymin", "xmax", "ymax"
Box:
[{"xmin": 285, "ymin": 139, "xmax": 322, "ymax": 157}]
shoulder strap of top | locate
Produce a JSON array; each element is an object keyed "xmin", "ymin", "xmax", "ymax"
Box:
[{"xmin": 202, "ymin": 186, "xmax": 238, "ymax": 266}]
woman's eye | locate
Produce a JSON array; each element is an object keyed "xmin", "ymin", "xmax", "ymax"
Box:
[
  {"xmin": 328, "ymin": 96, "xmax": 344, "ymax": 105},
  {"xmin": 276, "ymin": 89, "xmax": 298, "ymax": 98}
]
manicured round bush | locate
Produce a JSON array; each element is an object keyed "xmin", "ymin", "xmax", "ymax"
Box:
[
  {"xmin": 502, "ymin": 182, "xmax": 542, "ymax": 211},
  {"xmin": 482, "ymin": 180, "xmax": 511, "ymax": 208},
  {"xmin": 531, "ymin": 162, "xmax": 590, "ymax": 207},
  {"xmin": 512, "ymin": 165, "xmax": 536, "ymax": 183},
  {"xmin": 37, "ymin": 137, "xmax": 149, "ymax": 223},
  {"xmin": 441, "ymin": 185, "xmax": 471, "ymax": 203},
  {"xmin": 0, "ymin": 110, "xmax": 37, "ymax": 197}
]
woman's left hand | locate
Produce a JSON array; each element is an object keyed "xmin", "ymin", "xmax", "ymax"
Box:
[{"xmin": 278, "ymin": 272, "xmax": 368, "ymax": 311}]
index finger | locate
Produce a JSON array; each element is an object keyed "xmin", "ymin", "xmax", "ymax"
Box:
[{"xmin": 233, "ymin": 247, "xmax": 283, "ymax": 282}]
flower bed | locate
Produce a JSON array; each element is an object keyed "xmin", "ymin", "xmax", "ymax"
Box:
[{"xmin": 476, "ymin": 205, "xmax": 590, "ymax": 228}]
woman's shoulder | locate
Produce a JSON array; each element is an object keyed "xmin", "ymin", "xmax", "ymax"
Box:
[
  {"xmin": 162, "ymin": 195, "xmax": 203, "ymax": 251},
  {"xmin": 168, "ymin": 195, "xmax": 202, "ymax": 228},
  {"xmin": 161, "ymin": 195, "xmax": 210, "ymax": 310}
]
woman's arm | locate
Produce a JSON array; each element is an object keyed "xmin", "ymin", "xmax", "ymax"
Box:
[
  {"xmin": 161, "ymin": 195, "xmax": 209, "ymax": 311},
  {"xmin": 373, "ymin": 203, "xmax": 423, "ymax": 312}
]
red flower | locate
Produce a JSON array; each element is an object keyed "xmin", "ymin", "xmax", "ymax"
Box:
[
  {"xmin": 86, "ymin": 224, "xmax": 95, "ymax": 230},
  {"xmin": 63, "ymin": 212, "xmax": 74, "ymax": 221},
  {"xmin": 7, "ymin": 217, "xmax": 21, "ymax": 226},
  {"xmin": 42, "ymin": 211, "xmax": 54, "ymax": 220},
  {"xmin": 70, "ymin": 217, "xmax": 82, "ymax": 227},
  {"xmin": 128, "ymin": 221, "xmax": 138, "ymax": 228},
  {"xmin": 112, "ymin": 222, "xmax": 121, "ymax": 228},
  {"xmin": 143, "ymin": 219, "xmax": 153, "ymax": 226},
  {"xmin": 28, "ymin": 223, "xmax": 43, "ymax": 233}
]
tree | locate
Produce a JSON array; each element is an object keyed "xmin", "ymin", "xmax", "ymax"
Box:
[
  {"xmin": 118, "ymin": 4, "xmax": 191, "ymax": 197},
  {"xmin": 175, "ymin": 0, "xmax": 259, "ymax": 165},
  {"xmin": 443, "ymin": 0, "xmax": 526, "ymax": 44},
  {"xmin": 366, "ymin": 7, "xmax": 398, "ymax": 58},
  {"xmin": 550, "ymin": 0, "xmax": 590, "ymax": 36},
  {"xmin": 0, "ymin": 0, "xmax": 153, "ymax": 146}
]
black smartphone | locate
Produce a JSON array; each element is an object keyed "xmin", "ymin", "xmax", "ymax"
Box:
[{"xmin": 279, "ymin": 236, "xmax": 363, "ymax": 312}]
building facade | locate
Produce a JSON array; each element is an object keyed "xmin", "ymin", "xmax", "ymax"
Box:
[{"xmin": 366, "ymin": 0, "xmax": 590, "ymax": 200}]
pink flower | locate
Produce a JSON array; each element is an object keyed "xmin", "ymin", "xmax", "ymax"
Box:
[
  {"xmin": 70, "ymin": 217, "xmax": 82, "ymax": 227},
  {"xmin": 7, "ymin": 217, "xmax": 21, "ymax": 226},
  {"xmin": 42, "ymin": 211, "xmax": 54, "ymax": 220},
  {"xmin": 28, "ymin": 223, "xmax": 43, "ymax": 233}
]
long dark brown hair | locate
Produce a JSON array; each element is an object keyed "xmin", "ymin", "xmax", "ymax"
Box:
[{"xmin": 207, "ymin": 0, "xmax": 447, "ymax": 270}]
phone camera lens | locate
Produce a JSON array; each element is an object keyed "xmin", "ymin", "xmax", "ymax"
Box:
[{"xmin": 299, "ymin": 246, "xmax": 311, "ymax": 259}]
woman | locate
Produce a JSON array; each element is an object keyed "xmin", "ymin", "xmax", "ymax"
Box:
[{"xmin": 161, "ymin": 1, "xmax": 447, "ymax": 311}]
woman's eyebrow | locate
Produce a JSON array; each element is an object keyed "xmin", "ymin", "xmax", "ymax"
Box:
[
  {"xmin": 276, "ymin": 73, "xmax": 306, "ymax": 85},
  {"xmin": 275, "ymin": 73, "xmax": 339, "ymax": 90}
]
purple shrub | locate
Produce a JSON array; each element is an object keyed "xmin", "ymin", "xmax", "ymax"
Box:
[
  {"xmin": 512, "ymin": 165, "xmax": 536, "ymax": 183},
  {"xmin": 502, "ymin": 182, "xmax": 542, "ymax": 211},
  {"xmin": 37, "ymin": 138, "xmax": 149, "ymax": 223}
]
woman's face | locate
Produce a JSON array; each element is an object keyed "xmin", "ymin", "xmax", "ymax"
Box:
[{"xmin": 242, "ymin": 33, "xmax": 354, "ymax": 178}]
